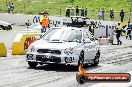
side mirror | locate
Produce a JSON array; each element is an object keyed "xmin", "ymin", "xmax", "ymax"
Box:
[{"xmin": 84, "ymin": 38, "xmax": 91, "ymax": 43}]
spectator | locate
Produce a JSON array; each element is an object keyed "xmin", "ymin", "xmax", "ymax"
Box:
[
  {"xmin": 116, "ymin": 23, "xmax": 122, "ymax": 45},
  {"xmin": 71, "ymin": 4, "xmax": 74, "ymax": 16},
  {"xmin": 7, "ymin": 2, "xmax": 11, "ymax": 13},
  {"xmin": 40, "ymin": 11, "xmax": 49, "ymax": 33},
  {"xmin": 102, "ymin": 8, "xmax": 104, "ymax": 20},
  {"xmin": 84, "ymin": 8, "xmax": 88, "ymax": 17},
  {"xmin": 10, "ymin": 3, "xmax": 14, "ymax": 14},
  {"xmin": 126, "ymin": 21, "xmax": 132, "ymax": 40},
  {"xmin": 76, "ymin": 6, "xmax": 79, "ymax": 16},
  {"xmin": 98, "ymin": 9, "xmax": 102, "ymax": 20},
  {"xmin": 66, "ymin": 5, "xmax": 70, "ymax": 17},
  {"xmin": 25, "ymin": 20, "xmax": 31, "ymax": 28},
  {"xmin": 81, "ymin": 6, "xmax": 84, "ymax": 16},
  {"xmin": 120, "ymin": 9, "xmax": 125, "ymax": 22},
  {"xmin": 110, "ymin": 9, "xmax": 114, "ymax": 21}
]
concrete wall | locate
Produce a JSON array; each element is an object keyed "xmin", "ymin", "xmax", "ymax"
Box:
[
  {"xmin": 0, "ymin": 13, "xmax": 120, "ymax": 50},
  {"xmin": 0, "ymin": 13, "xmax": 34, "ymax": 25},
  {"xmin": 0, "ymin": 13, "xmax": 68, "ymax": 26}
]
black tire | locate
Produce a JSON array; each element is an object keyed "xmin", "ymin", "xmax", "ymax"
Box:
[
  {"xmin": 5, "ymin": 27, "xmax": 9, "ymax": 31},
  {"xmin": 39, "ymin": 63, "xmax": 43, "ymax": 65},
  {"xmin": 76, "ymin": 74, "xmax": 87, "ymax": 84},
  {"xmin": 9, "ymin": 25, "xmax": 12, "ymax": 30},
  {"xmin": 28, "ymin": 62, "xmax": 38, "ymax": 68},
  {"xmin": 78, "ymin": 51, "xmax": 84, "ymax": 67},
  {"xmin": 0, "ymin": 25, "xmax": 4, "ymax": 30},
  {"xmin": 93, "ymin": 51, "xmax": 100, "ymax": 66}
]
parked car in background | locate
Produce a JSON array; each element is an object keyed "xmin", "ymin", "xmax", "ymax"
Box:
[{"xmin": 0, "ymin": 21, "xmax": 12, "ymax": 30}]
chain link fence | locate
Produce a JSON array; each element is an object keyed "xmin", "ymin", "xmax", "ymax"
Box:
[{"xmin": 1, "ymin": 0, "xmax": 132, "ymax": 22}]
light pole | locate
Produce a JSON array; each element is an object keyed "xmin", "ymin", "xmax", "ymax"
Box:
[
  {"xmin": 129, "ymin": 0, "xmax": 132, "ymax": 22},
  {"xmin": 6, "ymin": 0, "xmax": 7, "ymax": 5}
]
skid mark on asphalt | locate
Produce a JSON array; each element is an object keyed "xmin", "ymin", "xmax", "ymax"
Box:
[
  {"xmin": 100, "ymin": 46, "xmax": 132, "ymax": 65},
  {"xmin": 0, "ymin": 62, "xmax": 113, "ymax": 87},
  {"xmin": 0, "ymin": 64, "xmax": 77, "ymax": 87}
]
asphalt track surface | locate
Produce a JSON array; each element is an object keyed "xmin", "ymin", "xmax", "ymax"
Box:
[{"xmin": 0, "ymin": 45, "xmax": 132, "ymax": 87}]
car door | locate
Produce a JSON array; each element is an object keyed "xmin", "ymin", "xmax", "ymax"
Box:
[{"xmin": 83, "ymin": 30, "xmax": 96, "ymax": 61}]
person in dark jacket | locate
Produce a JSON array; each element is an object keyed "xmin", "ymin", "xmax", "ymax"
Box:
[
  {"xmin": 7, "ymin": 2, "xmax": 11, "ymax": 13},
  {"xmin": 84, "ymin": 8, "xmax": 87, "ymax": 17},
  {"xmin": 66, "ymin": 5, "xmax": 70, "ymax": 17},
  {"xmin": 102, "ymin": 8, "xmax": 105, "ymax": 20},
  {"xmin": 126, "ymin": 21, "xmax": 132, "ymax": 40},
  {"xmin": 81, "ymin": 6, "xmax": 84, "ymax": 16},
  {"xmin": 25, "ymin": 20, "xmax": 30, "ymax": 28},
  {"xmin": 120, "ymin": 9, "xmax": 125, "ymax": 22},
  {"xmin": 110, "ymin": 9, "xmax": 114, "ymax": 21},
  {"xmin": 116, "ymin": 23, "xmax": 122, "ymax": 45},
  {"xmin": 10, "ymin": 3, "xmax": 14, "ymax": 14},
  {"xmin": 76, "ymin": 6, "xmax": 79, "ymax": 16}
]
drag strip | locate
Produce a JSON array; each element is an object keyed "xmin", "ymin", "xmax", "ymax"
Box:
[{"xmin": 0, "ymin": 45, "xmax": 132, "ymax": 87}]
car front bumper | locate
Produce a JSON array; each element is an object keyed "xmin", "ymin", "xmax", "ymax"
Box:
[{"xmin": 26, "ymin": 53, "xmax": 79, "ymax": 65}]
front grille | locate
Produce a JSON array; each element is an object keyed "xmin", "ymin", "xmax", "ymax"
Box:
[
  {"xmin": 36, "ymin": 55, "xmax": 61, "ymax": 62},
  {"xmin": 36, "ymin": 55, "xmax": 48, "ymax": 62},
  {"xmin": 49, "ymin": 56, "xmax": 61, "ymax": 62},
  {"xmin": 37, "ymin": 49, "xmax": 61, "ymax": 55}
]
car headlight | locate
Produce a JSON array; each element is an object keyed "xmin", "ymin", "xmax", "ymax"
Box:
[
  {"xmin": 28, "ymin": 46, "xmax": 36, "ymax": 52},
  {"xmin": 64, "ymin": 47, "xmax": 74, "ymax": 55}
]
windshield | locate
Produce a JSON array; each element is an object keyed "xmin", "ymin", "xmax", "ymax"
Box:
[{"xmin": 42, "ymin": 28, "xmax": 82, "ymax": 42}]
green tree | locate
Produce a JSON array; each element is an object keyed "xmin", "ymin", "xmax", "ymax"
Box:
[{"xmin": 70, "ymin": 0, "xmax": 74, "ymax": 3}]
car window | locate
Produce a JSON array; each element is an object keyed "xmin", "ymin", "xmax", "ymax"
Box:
[
  {"xmin": 42, "ymin": 28, "xmax": 82, "ymax": 42},
  {"xmin": 43, "ymin": 29, "xmax": 65, "ymax": 41},
  {"xmin": 62, "ymin": 29, "xmax": 82, "ymax": 42}
]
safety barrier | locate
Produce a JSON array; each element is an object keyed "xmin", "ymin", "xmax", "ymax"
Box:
[
  {"xmin": 12, "ymin": 33, "xmax": 43, "ymax": 55},
  {"xmin": 0, "ymin": 42, "xmax": 7, "ymax": 57},
  {"xmin": 99, "ymin": 36, "xmax": 109, "ymax": 45}
]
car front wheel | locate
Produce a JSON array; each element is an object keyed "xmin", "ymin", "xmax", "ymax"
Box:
[
  {"xmin": 76, "ymin": 74, "xmax": 87, "ymax": 84},
  {"xmin": 0, "ymin": 25, "xmax": 4, "ymax": 30},
  {"xmin": 93, "ymin": 52, "xmax": 100, "ymax": 66},
  {"xmin": 28, "ymin": 62, "xmax": 38, "ymax": 68},
  {"xmin": 78, "ymin": 51, "xmax": 84, "ymax": 67}
]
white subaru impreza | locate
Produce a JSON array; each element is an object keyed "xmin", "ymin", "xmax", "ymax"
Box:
[{"xmin": 26, "ymin": 27, "xmax": 100, "ymax": 68}]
